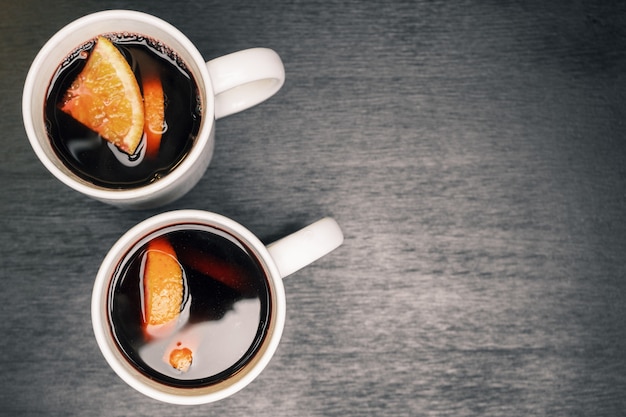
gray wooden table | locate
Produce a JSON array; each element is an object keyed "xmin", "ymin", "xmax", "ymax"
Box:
[{"xmin": 2, "ymin": 1, "xmax": 626, "ymax": 416}]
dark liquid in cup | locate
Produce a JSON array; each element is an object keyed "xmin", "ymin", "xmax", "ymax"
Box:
[
  {"xmin": 109, "ymin": 225, "xmax": 271, "ymax": 387},
  {"xmin": 44, "ymin": 34, "xmax": 202, "ymax": 188}
]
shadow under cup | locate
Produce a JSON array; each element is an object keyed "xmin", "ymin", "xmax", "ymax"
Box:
[
  {"xmin": 23, "ymin": 11, "xmax": 215, "ymax": 208},
  {"xmin": 92, "ymin": 217, "xmax": 286, "ymax": 404}
]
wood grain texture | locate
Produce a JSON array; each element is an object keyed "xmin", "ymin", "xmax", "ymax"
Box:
[{"xmin": 1, "ymin": 0, "xmax": 626, "ymax": 416}]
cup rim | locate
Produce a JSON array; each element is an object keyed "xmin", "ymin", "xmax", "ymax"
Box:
[
  {"xmin": 22, "ymin": 10, "xmax": 215, "ymax": 204},
  {"xmin": 91, "ymin": 210, "xmax": 287, "ymax": 404}
]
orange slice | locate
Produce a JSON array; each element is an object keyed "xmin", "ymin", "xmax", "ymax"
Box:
[
  {"xmin": 142, "ymin": 237, "xmax": 183, "ymax": 333},
  {"xmin": 60, "ymin": 36, "xmax": 144, "ymax": 155},
  {"xmin": 142, "ymin": 75, "xmax": 165, "ymax": 158}
]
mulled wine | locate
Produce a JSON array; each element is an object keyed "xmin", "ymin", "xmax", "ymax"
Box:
[
  {"xmin": 44, "ymin": 33, "xmax": 202, "ymax": 188},
  {"xmin": 108, "ymin": 224, "xmax": 271, "ymax": 387}
]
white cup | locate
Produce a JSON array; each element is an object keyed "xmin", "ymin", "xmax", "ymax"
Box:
[
  {"xmin": 92, "ymin": 210, "xmax": 344, "ymax": 404},
  {"xmin": 22, "ymin": 10, "xmax": 285, "ymax": 209}
]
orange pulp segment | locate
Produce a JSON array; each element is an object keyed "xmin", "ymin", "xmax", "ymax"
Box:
[
  {"xmin": 142, "ymin": 74, "xmax": 165, "ymax": 158},
  {"xmin": 143, "ymin": 237, "xmax": 183, "ymax": 330},
  {"xmin": 169, "ymin": 346, "xmax": 193, "ymax": 372},
  {"xmin": 60, "ymin": 36, "xmax": 144, "ymax": 155}
]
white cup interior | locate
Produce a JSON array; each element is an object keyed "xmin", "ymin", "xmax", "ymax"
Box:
[
  {"xmin": 22, "ymin": 10, "xmax": 214, "ymax": 206},
  {"xmin": 91, "ymin": 210, "xmax": 286, "ymax": 404}
]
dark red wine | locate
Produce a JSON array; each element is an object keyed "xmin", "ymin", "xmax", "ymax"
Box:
[
  {"xmin": 44, "ymin": 34, "xmax": 202, "ymax": 188},
  {"xmin": 109, "ymin": 225, "xmax": 271, "ymax": 387}
]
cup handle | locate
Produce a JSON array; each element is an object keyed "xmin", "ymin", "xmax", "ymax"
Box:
[
  {"xmin": 206, "ymin": 48, "xmax": 285, "ymax": 119},
  {"xmin": 267, "ymin": 218, "xmax": 344, "ymax": 279}
]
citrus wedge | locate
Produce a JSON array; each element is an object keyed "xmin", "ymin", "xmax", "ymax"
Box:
[
  {"xmin": 60, "ymin": 36, "xmax": 144, "ymax": 155},
  {"xmin": 142, "ymin": 237, "xmax": 183, "ymax": 333},
  {"xmin": 142, "ymin": 74, "xmax": 165, "ymax": 158}
]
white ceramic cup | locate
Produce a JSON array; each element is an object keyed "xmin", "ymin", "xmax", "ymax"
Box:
[
  {"xmin": 22, "ymin": 10, "xmax": 285, "ymax": 209},
  {"xmin": 92, "ymin": 210, "xmax": 344, "ymax": 404}
]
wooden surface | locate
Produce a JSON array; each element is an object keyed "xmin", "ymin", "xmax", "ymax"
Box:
[{"xmin": 2, "ymin": 1, "xmax": 626, "ymax": 416}]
